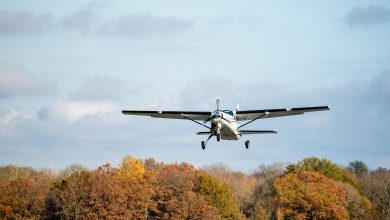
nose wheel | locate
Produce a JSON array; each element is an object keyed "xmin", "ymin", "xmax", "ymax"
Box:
[
  {"xmin": 201, "ymin": 134, "xmax": 215, "ymax": 150},
  {"xmin": 245, "ymin": 140, "xmax": 250, "ymax": 149},
  {"xmin": 201, "ymin": 141, "xmax": 206, "ymax": 150},
  {"xmin": 216, "ymin": 133, "xmax": 221, "ymax": 142}
]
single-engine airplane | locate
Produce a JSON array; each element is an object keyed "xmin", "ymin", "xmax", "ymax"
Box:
[{"xmin": 122, "ymin": 98, "xmax": 329, "ymax": 150}]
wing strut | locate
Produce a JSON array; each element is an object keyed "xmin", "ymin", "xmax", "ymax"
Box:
[
  {"xmin": 238, "ymin": 111, "xmax": 269, "ymax": 129},
  {"xmin": 181, "ymin": 114, "xmax": 211, "ymax": 130}
]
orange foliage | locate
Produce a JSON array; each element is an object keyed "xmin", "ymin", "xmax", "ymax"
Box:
[
  {"xmin": 150, "ymin": 162, "xmax": 219, "ymax": 219},
  {"xmin": 274, "ymin": 171, "xmax": 349, "ymax": 220},
  {"xmin": 48, "ymin": 163, "xmax": 155, "ymax": 219},
  {"xmin": 0, "ymin": 177, "xmax": 49, "ymax": 219}
]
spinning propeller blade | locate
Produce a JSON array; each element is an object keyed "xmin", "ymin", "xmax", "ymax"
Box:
[{"xmin": 204, "ymin": 97, "xmax": 221, "ymax": 124}]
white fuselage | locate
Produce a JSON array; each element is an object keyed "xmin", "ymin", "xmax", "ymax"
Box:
[{"xmin": 210, "ymin": 110, "xmax": 241, "ymax": 140}]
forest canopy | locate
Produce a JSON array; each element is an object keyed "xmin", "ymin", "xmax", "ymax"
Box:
[{"xmin": 0, "ymin": 156, "xmax": 389, "ymax": 219}]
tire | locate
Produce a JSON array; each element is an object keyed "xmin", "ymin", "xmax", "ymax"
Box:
[
  {"xmin": 245, "ymin": 140, "xmax": 250, "ymax": 149},
  {"xmin": 201, "ymin": 141, "xmax": 206, "ymax": 150}
]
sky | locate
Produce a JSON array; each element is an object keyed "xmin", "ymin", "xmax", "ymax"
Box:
[{"xmin": 0, "ymin": 0, "xmax": 389, "ymax": 172}]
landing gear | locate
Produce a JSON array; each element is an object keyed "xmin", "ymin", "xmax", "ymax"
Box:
[
  {"xmin": 245, "ymin": 140, "xmax": 250, "ymax": 149},
  {"xmin": 201, "ymin": 134, "xmax": 215, "ymax": 150},
  {"xmin": 216, "ymin": 133, "xmax": 221, "ymax": 142}
]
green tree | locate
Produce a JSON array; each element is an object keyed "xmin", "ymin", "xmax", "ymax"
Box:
[
  {"xmin": 348, "ymin": 160, "xmax": 368, "ymax": 175},
  {"xmin": 286, "ymin": 157, "xmax": 357, "ymax": 186}
]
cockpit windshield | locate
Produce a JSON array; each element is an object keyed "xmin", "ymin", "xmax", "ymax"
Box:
[{"xmin": 222, "ymin": 110, "xmax": 234, "ymax": 116}]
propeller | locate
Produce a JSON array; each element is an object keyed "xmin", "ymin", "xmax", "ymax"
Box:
[{"xmin": 204, "ymin": 97, "xmax": 221, "ymax": 124}]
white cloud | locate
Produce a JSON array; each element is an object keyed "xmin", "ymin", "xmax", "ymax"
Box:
[{"xmin": 47, "ymin": 100, "xmax": 117, "ymax": 122}]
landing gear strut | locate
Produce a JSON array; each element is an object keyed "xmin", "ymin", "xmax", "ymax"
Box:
[
  {"xmin": 201, "ymin": 134, "xmax": 215, "ymax": 150},
  {"xmin": 245, "ymin": 140, "xmax": 250, "ymax": 149}
]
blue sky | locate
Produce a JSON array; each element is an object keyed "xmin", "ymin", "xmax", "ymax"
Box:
[{"xmin": 0, "ymin": 0, "xmax": 389, "ymax": 171}]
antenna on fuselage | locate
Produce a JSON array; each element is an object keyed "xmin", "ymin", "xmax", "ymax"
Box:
[{"xmin": 216, "ymin": 97, "xmax": 220, "ymax": 111}]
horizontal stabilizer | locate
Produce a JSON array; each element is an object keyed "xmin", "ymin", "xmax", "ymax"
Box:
[
  {"xmin": 196, "ymin": 131, "xmax": 214, "ymax": 135},
  {"xmin": 239, "ymin": 130, "xmax": 277, "ymax": 134}
]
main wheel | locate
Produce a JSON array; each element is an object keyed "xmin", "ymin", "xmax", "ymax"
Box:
[
  {"xmin": 201, "ymin": 141, "xmax": 206, "ymax": 150},
  {"xmin": 217, "ymin": 134, "xmax": 221, "ymax": 142},
  {"xmin": 245, "ymin": 140, "xmax": 250, "ymax": 149}
]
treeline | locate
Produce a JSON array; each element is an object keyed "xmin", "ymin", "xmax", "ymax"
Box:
[{"xmin": 0, "ymin": 156, "xmax": 389, "ymax": 219}]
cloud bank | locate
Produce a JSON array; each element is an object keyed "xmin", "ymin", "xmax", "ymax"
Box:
[
  {"xmin": 345, "ymin": 5, "xmax": 390, "ymax": 27},
  {"xmin": 0, "ymin": 10, "xmax": 53, "ymax": 34},
  {"xmin": 96, "ymin": 13, "xmax": 194, "ymax": 37},
  {"xmin": 0, "ymin": 5, "xmax": 193, "ymax": 37}
]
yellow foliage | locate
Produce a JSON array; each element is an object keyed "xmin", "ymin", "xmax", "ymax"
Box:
[{"xmin": 119, "ymin": 155, "xmax": 145, "ymax": 179}]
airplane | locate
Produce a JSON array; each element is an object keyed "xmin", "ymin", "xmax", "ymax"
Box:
[{"xmin": 122, "ymin": 98, "xmax": 329, "ymax": 150}]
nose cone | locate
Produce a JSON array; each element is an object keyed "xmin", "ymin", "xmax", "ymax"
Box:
[
  {"xmin": 211, "ymin": 117, "xmax": 219, "ymax": 124},
  {"xmin": 211, "ymin": 114, "xmax": 221, "ymax": 124}
]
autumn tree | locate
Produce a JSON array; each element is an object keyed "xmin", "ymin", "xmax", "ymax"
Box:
[
  {"xmin": 274, "ymin": 171, "xmax": 349, "ymax": 219},
  {"xmin": 0, "ymin": 178, "xmax": 48, "ymax": 219},
  {"xmin": 150, "ymin": 162, "xmax": 218, "ymax": 219},
  {"xmin": 0, "ymin": 166, "xmax": 52, "ymax": 219},
  {"xmin": 203, "ymin": 163, "xmax": 257, "ymax": 215},
  {"xmin": 47, "ymin": 157, "xmax": 156, "ymax": 219},
  {"xmin": 195, "ymin": 171, "xmax": 244, "ymax": 219}
]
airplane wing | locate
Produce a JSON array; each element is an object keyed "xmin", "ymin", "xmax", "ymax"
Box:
[
  {"xmin": 236, "ymin": 106, "xmax": 329, "ymax": 121},
  {"xmin": 122, "ymin": 110, "xmax": 211, "ymax": 121}
]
